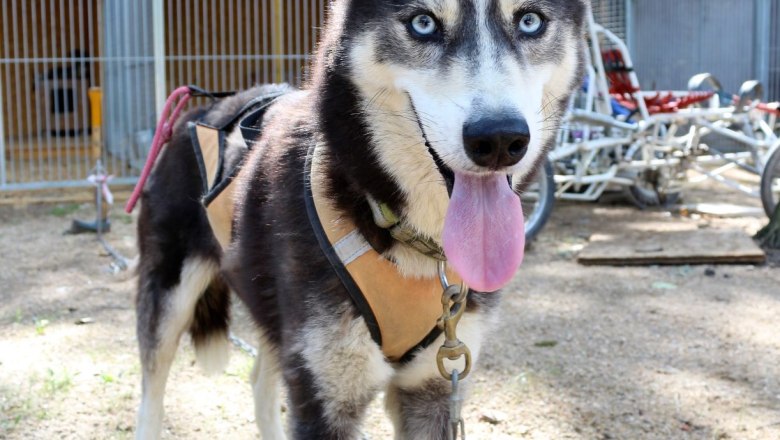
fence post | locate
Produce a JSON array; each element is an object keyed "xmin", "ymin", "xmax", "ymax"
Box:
[
  {"xmin": 754, "ymin": 0, "xmax": 770, "ymax": 93},
  {"xmin": 0, "ymin": 78, "xmax": 6, "ymax": 189},
  {"xmin": 152, "ymin": 0, "xmax": 166, "ymax": 118},
  {"xmin": 624, "ymin": 0, "xmax": 634, "ymax": 57},
  {"xmin": 273, "ymin": 0, "xmax": 284, "ymax": 83}
]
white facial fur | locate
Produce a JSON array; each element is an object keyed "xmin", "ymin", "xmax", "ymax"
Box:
[{"xmin": 346, "ymin": 0, "xmax": 582, "ymax": 277}]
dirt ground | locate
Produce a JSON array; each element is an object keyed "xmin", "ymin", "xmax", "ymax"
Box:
[{"xmin": 1, "ymin": 182, "xmax": 779, "ymax": 440}]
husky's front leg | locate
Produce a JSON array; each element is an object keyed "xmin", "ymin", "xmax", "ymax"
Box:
[
  {"xmin": 286, "ymin": 307, "xmax": 393, "ymax": 439},
  {"xmin": 385, "ymin": 311, "xmax": 488, "ymax": 440},
  {"xmin": 385, "ymin": 378, "xmax": 456, "ymax": 440},
  {"xmin": 251, "ymin": 331, "xmax": 287, "ymax": 440}
]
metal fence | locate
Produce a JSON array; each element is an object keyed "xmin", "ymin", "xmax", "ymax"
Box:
[
  {"xmin": 592, "ymin": 0, "xmax": 628, "ymax": 41},
  {"xmin": 1, "ymin": 1, "xmax": 777, "ymax": 191},
  {"xmin": 0, "ymin": 0, "xmax": 326, "ymax": 191}
]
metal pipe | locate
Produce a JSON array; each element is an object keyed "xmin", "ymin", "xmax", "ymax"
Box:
[
  {"xmin": 586, "ymin": 17, "xmax": 612, "ymax": 116},
  {"xmin": 754, "ymin": 0, "xmax": 771, "ymax": 90},
  {"xmin": 67, "ymin": 0, "xmax": 78, "ymax": 181},
  {"xmin": 11, "ymin": 0, "xmax": 25, "ymax": 181},
  {"xmin": 31, "ymin": 0, "xmax": 43, "ymax": 182},
  {"xmin": 153, "ymin": 0, "xmax": 166, "ymax": 118},
  {"xmin": 698, "ymin": 120, "xmax": 769, "ymax": 148},
  {"xmin": 273, "ymin": 0, "xmax": 283, "ymax": 82},
  {"xmin": 624, "ymin": 0, "xmax": 634, "ymax": 56},
  {"xmin": 0, "ymin": 176, "xmax": 138, "ymax": 191},
  {"xmin": 689, "ymin": 163, "xmax": 760, "ymax": 197},
  {"xmin": 220, "ymin": 0, "xmax": 228, "ymax": 91},
  {"xmin": 557, "ymin": 182, "xmax": 612, "ymax": 202},
  {"xmin": 688, "ymin": 162, "xmax": 739, "ymax": 183},
  {"xmin": 556, "ymin": 173, "xmax": 634, "ymax": 186},
  {"xmin": 0, "ymin": 62, "xmax": 6, "ymax": 189},
  {"xmin": 568, "ymin": 109, "xmax": 638, "ymax": 131}
]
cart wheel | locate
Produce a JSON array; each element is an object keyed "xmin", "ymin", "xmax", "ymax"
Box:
[
  {"xmin": 514, "ymin": 159, "xmax": 556, "ymax": 243},
  {"xmin": 625, "ymin": 168, "xmax": 682, "ymax": 209},
  {"xmin": 761, "ymin": 142, "xmax": 780, "ymax": 217}
]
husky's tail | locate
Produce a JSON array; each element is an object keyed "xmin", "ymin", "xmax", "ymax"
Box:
[{"xmin": 190, "ymin": 276, "xmax": 231, "ymax": 375}]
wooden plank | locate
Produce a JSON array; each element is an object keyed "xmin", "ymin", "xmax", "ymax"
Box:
[
  {"xmin": 578, "ymin": 230, "xmax": 766, "ymax": 266},
  {"xmin": 678, "ymin": 203, "xmax": 766, "ymax": 218},
  {"xmin": 4, "ymin": 138, "xmax": 92, "ymax": 161},
  {"xmin": 0, "ymin": 189, "xmax": 133, "ymax": 207}
]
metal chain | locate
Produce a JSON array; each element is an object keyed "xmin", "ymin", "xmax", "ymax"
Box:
[{"xmin": 436, "ymin": 261, "xmax": 471, "ymax": 440}]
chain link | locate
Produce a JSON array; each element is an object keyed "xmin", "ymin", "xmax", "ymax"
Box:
[
  {"xmin": 446, "ymin": 370, "xmax": 466, "ymax": 440},
  {"xmin": 436, "ymin": 261, "xmax": 471, "ymax": 440}
]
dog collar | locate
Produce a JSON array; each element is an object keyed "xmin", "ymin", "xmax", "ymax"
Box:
[{"xmin": 366, "ymin": 197, "xmax": 446, "ymax": 261}]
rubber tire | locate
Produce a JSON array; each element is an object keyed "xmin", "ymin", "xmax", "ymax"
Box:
[
  {"xmin": 625, "ymin": 184, "xmax": 682, "ymax": 209},
  {"xmin": 761, "ymin": 145, "xmax": 780, "ymax": 217},
  {"xmin": 521, "ymin": 159, "xmax": 556, "ymax": 242}
]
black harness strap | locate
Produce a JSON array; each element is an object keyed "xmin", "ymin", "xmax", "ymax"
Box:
[
  {"xmin": 190, "ymin": 88, "xmax": 289, "ymax": 207},
  {"xmin": 303, "ymin": 144, "xmax": 383, "ymax": 347}
]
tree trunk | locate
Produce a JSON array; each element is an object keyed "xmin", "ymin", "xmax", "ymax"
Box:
[{"xmin": 755, "ymin": 202, "xmax": 780, "ymax": 250}]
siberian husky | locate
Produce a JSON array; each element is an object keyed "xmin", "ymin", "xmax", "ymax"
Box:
[{"xmin": 134, "ymin": 0, "xmax": 589, "ymax": 438}]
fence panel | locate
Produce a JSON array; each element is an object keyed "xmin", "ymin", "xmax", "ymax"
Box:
[
  {"xmin": 0, "ymin": 0, "xmax": 104, "ymax": 190},
  {"xmin": 770, "ymin": 0, "xmax": 780, "ymax": 100},
  {"xmin": 0, "ymin": 0, "xmax": 326, "ymax": 191},
  {"xmin": 592, "ymin": 0, "xmax": 627, "ymax": 41},
  {"xmin": 4, "ymin": 0, "xmax": 773, "ymax": 191}
]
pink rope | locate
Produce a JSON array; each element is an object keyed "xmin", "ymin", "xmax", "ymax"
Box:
[{"xmin": 125, "ymin": 86, "xmax": 192, "ymax": 213}]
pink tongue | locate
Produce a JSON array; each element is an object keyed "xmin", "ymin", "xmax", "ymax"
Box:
[{"xmin": 442, "ymin": 172, "xmax": 525, "ymax": 292}]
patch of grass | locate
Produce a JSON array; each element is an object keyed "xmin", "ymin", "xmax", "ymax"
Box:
[
  {"xmin": 43, "ymin": 368, "xmax": 73, "ymax": 395},
  {"xmin": 14, "ymin": 308, "xmax": 24, "ymax": 324},
  {"xmin": 50, "ymin": 203, "xmax": 80, "ymax": 217},
  {"xmin": 34, "ymin": 318, "xmax": 50, "ymax": 336},
  {"xmin": 116, "ymin": 213, "xmax": 134, "ymax": 225},
  {"xmin": 546, "ymin": 364, "xmax": 564, "ymax": 377},
  {"xmin": 533, "ymin": 340, "xmax": 558, "ymax": 348},
  {"xmin": 0, "ymin": 396, "xmax": 34, "ymax": 432},
  {"xmin": 224, "ymin": 354, "xmax": 255, "ymax": 381},
  {"xmin": 0, "ymin": 381, "xmax": 39, "ymax": 432},
  {"xmin": 651, "ymin": 281, "xmax": 677, "ymax": 291},
  {"xmin": 100, "ymin": 373, "xmax": 116, "ymax": 384},
  {"xmin": 508, "ymin": 370, "xmax": 541, "ymax": 395}
]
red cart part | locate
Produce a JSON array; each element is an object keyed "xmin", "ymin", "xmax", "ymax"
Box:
[
  {"xmin": 757, "ymin": 102, "xmax": 780, "ymax": 116},
  {"xmin": 602, "ymin": 49, "xmax": 715, "ymax": 115}
]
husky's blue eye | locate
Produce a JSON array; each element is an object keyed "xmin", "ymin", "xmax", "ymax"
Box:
[
  {"xmin": 410, "ymin": 14, "xmax": 438, "ymax": 38},
  {"xmin": 518, "ymin": 12, "xmax": 544, "ymax": 36}
]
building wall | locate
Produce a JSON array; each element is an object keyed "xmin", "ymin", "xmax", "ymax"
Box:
[
  {"xmin": 770, "ymin": 0, "xmax": 780, "ymax": 100},
  {"xmin": 630, "ymin": 0, "xmax": 772, "ymax": 98}
]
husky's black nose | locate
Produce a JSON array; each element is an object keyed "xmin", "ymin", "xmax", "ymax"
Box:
[{"xmin": 463, "ymin": 116, "xmax": 530, "ymax": 169}]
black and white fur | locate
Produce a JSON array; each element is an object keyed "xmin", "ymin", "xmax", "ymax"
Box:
[{"xmin": 134, "ymin": 1, "xmax": 589, "ymax": 438}]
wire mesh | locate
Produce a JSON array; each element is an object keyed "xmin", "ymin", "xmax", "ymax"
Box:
[
  {"xmin": 0, "ymin": 0, "xmax": 326, "ymax": 191},
  {"xmin": 592, "ymin": 0, "xmax": 627, "ymax": 41},
  {"xmin": 0, "ymin": 0, "xmax": 777, "ymax": 191}
]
